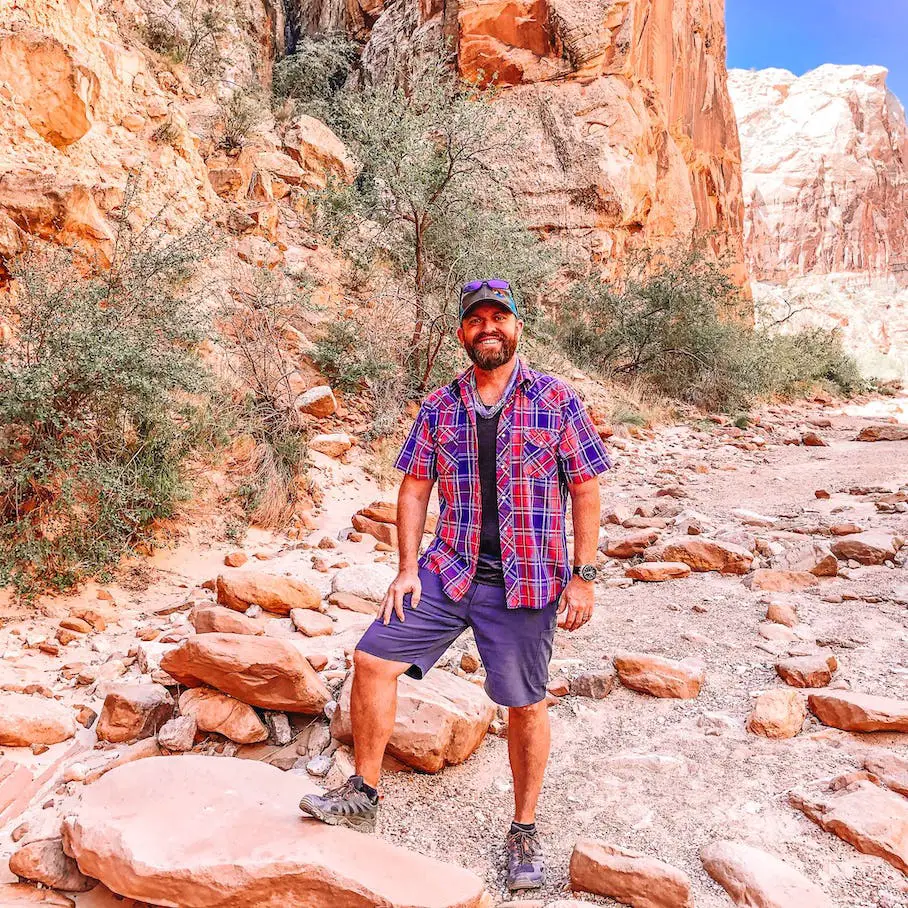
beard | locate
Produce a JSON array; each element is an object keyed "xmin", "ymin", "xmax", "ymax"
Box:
[{"xmin": 464, "ymin": 331, "xmax": 518, "ymax": 371}]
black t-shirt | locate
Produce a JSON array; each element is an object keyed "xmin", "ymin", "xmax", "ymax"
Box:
[{"xmin": 474, "ymin": 411, "xmax": 504, "ymax": 585}]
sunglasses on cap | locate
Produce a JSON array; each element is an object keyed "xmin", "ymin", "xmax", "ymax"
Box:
[{"xmin": 458, "ymin": 279, "xmax": 519, "ymax": 320}]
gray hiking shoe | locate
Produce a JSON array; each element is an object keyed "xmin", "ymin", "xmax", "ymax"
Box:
[
  {"xmin": 506, "ymin": 827, "xmax": 544, "ymax": 891},
  {"xmin": 299, "ymin": 775, "xmax": 379, "ymax": 832}
]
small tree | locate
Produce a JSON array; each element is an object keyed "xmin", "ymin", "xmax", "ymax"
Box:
[{"xmin": 316, "ymin": 51, "xmax": 554, "ymax": 392}]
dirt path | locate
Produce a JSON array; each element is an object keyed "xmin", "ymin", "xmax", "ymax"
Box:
[{"xmin": 1, "ymin": 394, "xmax": 907, "ymax": 907}]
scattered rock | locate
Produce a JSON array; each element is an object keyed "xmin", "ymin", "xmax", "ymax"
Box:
[
  {"xmin": 856, "ymin": 425, "xmax": 908, "ymax": 442},
  {"xmin": 604, "ymin": 529, "xmax": 660, "ymax": 558},
  {"xmin": 352, "ymin": 512, "xmax": 398, "ymax": 547},
  {"xmin": 773, "ymin": 542, "xmax": 838, "ymax": 576},
  {"xmin": 331, "ymin": 564, "xmax": 396, "ymax": 602},
  {"xmin": 157, "ymin": 714, "xmax": 197, "ymax": 752},
  {"xmin": 613, "ymin": 652, "xmax": 705, "ymax": 699},
  {"xmin": 332, "ymin": 668, "xmax": 495, "ymax": 773},
  {"xmin": 625, "ymin": 562, "xmax": 691, "ymax": 582},
  {"xmin": 190, "ymin": 603, "xmax": 263, "ymax": 635},
  {"xmin": 263, "ymin": 710, "xmax": 292, "ymax": 745},
  {"xmin": 216, "ymin": 571, "xmax": 321, "ymax": 614},
  {"xmin": 830, "ymin": 531, "xmax": 902, "ymax": 565},
  {"xmin": 328, "ymin": 591, "xmax": 379, "ymax": 614},
  {"xmin": 179, "ymin": 688, "xmax": 268, "ymax": 744},
  {"xmin": 653, "ymin": 537, "xmax": 753, "ymax": 574},
  {"xmin": 0, "ymin": 883, "xmax": 74, "ymax": 905},
  {"xmin": 746, "ymin": 690, "xmax": 807, "ymax": 738},
  {"xmin": 309, "ymin": 433, "xmax": 353, "ymax": 457},
  {"xmin": 864, "ymin": 751, "xmax": 908, "ymax": 797},
  {"xmin": 746, "ymin": 569, "xmax": 819, "ymax": 592},
  {"xmin": 96, "ymin": 683, "xmax": 174, "ymax": 744},
  {"xmin": 290, "ymin": 608, "xmax": 334, "ymax": 637},
  {"xmin": 700, "ymin": 840, "xmax": 832, "ymax": 908},
  {"xmin": 297, "ymin": 385, "xmax": 337, "ymax": 417},
  {"xmin": 161, "ymin": 633, "xmax": 331, "ymax": 714},
  {"xmin": 569, "ymin": 839, "xmax": 692, "ymax": 907},
  {"xmin": 0, "ymin": 693, "xmax": 76, "ymax": 746},
  {"xmin": 801, "ymin": 432, "xmax": 828, "ymax": 447},
  {"xmin": 224, "ymin": 551, "xmax": 248, "ymax": 567},
  {"xmin": 8, "ymin": 838, "xmax": 96, "ymax": 892},
  {"xmin": 775, "ymin": 654, "xmax": 838, "ymax": 688},
  {"xmin": 570, "ymin": 670, "xmax": 615, "ymax": 699},
  {"xmin": 766, "ymin": 601, "xmax": 798, "ymax": 627},
  {"xmin": 62, "ymin": 756, "xmax": 489, "ymax": 907},
  {"xmin": 790, "ymin": 776, "xmax": 908, "ymax": 874},
  {"xmin": 807, "ymin": 690, "xmax": 908, "ymax": 732}
]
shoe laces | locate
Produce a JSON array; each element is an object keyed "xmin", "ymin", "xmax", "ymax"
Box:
[
  {"xmin": 325, "ymin": 778, "xmax": 358, "ymax": 801},
  {"xmin": 508, "ymin": 829, "xmax": 538, "ymax": 866}
]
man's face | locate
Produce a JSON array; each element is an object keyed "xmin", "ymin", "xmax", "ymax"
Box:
[{"xmin": 457, "ymin": 303, "xmax": 523, "ymax": 371}]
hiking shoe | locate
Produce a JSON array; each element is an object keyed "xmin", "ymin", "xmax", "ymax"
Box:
[
  {"xmin": 506, "ymin": 827, "xmax": 544, "ymax": 891},
  {"xmin": 299, "ymin": 775, "xmax": 379, "ymax": 832}
]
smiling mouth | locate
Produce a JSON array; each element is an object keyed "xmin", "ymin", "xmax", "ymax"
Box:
[{"xmin": 477, "ymin": 337, "xmax": 503, "ymax": 346}]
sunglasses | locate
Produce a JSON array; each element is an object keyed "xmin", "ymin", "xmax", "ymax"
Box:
[{"xmin": 460, "ymin": 279, "xmax": 512, "ymax": 298}]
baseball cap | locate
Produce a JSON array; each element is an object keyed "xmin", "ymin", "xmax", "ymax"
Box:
[{"xmin": 458, "ymin": 279, "xmax": 520, "ymax": 321}]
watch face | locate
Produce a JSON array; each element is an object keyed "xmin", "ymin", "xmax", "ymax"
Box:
[{"xmin": 579, "ymin": 564, "xmax": 597, "ymax": 582}]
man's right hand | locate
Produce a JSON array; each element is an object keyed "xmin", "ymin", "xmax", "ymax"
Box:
[{"xmin": 379, "ymin": 568, "xmax": 422, "ymax": 625}]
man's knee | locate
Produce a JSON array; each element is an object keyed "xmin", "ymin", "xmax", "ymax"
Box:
[
  {"xmin": 508, "ymin": 699, "xmax": 548, "ymax": 720},
  {"xmin": 353, "ymin": 648, "xmax": 408, "ymax": 680}
]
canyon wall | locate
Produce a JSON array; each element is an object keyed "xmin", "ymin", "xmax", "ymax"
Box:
[
  {"xmin": 729, "ymin": 66, "xmax": 908, "ymax": 377},
  {"xmin": 729, "ymin": 65, "xmax": 908, "ymax": 282},
  {"xmin": 356, "ymin": 0, "xmax": 748, "ymax": 284}
]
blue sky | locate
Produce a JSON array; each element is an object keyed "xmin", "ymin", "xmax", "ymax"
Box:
[{"xmin": 726, "ymin": 0, "xmax": 908, "ymax": 105}]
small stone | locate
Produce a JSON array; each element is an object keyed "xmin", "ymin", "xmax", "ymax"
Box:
[
  {"xmin": 306, "ymin": 754, "xmax": 332, "ymax": 777},
  {"xmin": 290, "ymin": 608, "xmax": 334, "ymax": 637},
  {"xmin": 766, "ymin": 601, "xmax": 798, "ymax": 627},
  {"xmin": 224, "ymin": 551, "xmax": 248, "ymax": 567},
  {"xmin": 747, "ymin": 689, "xmax": 807, "ymax": 738},
  {"xmin": 625, "ymin": 562, "xmax": 691, "ymax": 582},
  {"xmin": 460, "ymin": 652, "xmax": 480, "ymax": 673},
  {"xmin": 297, "ymin": 385, "xmax": 337, "ymax": 417},
  {"xmin": 775, "ymin": 654, "xmax": 838, "ymax": 688},
  {"xmin": 570, "ymin": 670, "xmax": 615, "ymax": 699},
  {"xmin": 157, "ymin": 715, "xmax": 198, "ymax": 752},
  {"xmin": 96, "ymin": 683, "xmax": 174, "ymax": 744},
  {"xmin": 309, "ymin": 433, "xmax": 353, "ymax": 457},
  {"xmin": 59, "ymin": 617, "xmax": 91, "ymax": 634},
  {"xmin": 8, "ymin": 837, "xmax": 96, "ymax": 892},
  {"xmin": 613, "ymin": 652, "xmax": 704, "ymax": 699},
  {"xmin": 547, "ymin": 677, "xmax": 570, "ymax": 697}
]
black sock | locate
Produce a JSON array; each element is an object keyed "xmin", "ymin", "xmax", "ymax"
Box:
[
  {"xmin": 353, "ymin": 777, "xmax": 379, "ymax": 802},
  {"xmin": 510, "ymin": 820, "xmax": 536, "ymax": 834}
]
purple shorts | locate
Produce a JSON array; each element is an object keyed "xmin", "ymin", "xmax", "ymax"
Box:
[{"xmin": 355, "ymin": 566, "xmax": 558, "ymax": 707}]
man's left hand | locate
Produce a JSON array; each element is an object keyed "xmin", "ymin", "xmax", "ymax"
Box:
[{"xmin": 558, "ymin": 576, "xmax": 595, "ymax": 631}]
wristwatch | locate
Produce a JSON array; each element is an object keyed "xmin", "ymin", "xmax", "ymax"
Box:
[{"xmin": 573, "ymin": 564, "xmax": 599, "ymax": 582}]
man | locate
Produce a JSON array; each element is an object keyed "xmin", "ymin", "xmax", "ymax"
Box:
[{"xmin": 300, "ymin": 278, "xmax": 611, "ymax": 891}]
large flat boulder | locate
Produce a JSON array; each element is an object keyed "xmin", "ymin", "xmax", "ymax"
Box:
[
  {"xmin": 216, "ymin": 572, "xmax": 321, "ymax": 615},
  {"xmin": 807, "ymin": 690, "xmax": 908, "ymax": 732},
  {"xmin": 790, "ymin": 776, "xmax": 908, "ymax": 874},
  {"xmin": 651, "ymin": 537, "xmax": 753, "ymax": 574},
  {"xmin": 569, "ymin": 839, "xmax": 692, "ymax": 907},
  {"xmin": 62, "ymin": 756, "xmax": 488, "ymax": 908},
  {"xmin": 700, "ymin": 840, "xmax": 832, "ymax": 907},
  {"xmin": 0, "ymin": 692, "xmax": 76, "ymax": 746},
  {"xmin": 331, "ymin": 669, "xmax": 495, "ymax": 773},
  {"xmin": 160, "ymin": 633, "xmax": 330, "ymax": 714}
]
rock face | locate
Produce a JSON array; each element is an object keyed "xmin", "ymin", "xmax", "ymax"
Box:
[
  {"xmin": 0, "ymin": 692, "xmax": 75, "ymax": 747},
  {"xmin": 160, "ymin": 633, "xmax": 331, "ymax": 714},
  {"xmin": 62, "ymin": 756, "xmax": 489, "ymax": 907},
  {"xmin": 729, "ymin": 65, "xmax": 908, "ymax": 282},
  {"xmin": 790, "ymin": 776, "xmax": 908, "ymax": 874},
  {"xmin": 331, "ymin": 668, "xmax": 495, "ymax": 773},
  {"xmin": 358, "ymin": 0, "xmax": 746, "ymax": 281},
  {"xmin": 569, "ymin": 839, "xmax": 692, "ymax": 908},
  {"xmin": 807, "ymin": 690, "xmax": 908, "ymax": 732},
  {"xmin": 700, "ymin": 840, "xmax": 832, "ymax": 908}
]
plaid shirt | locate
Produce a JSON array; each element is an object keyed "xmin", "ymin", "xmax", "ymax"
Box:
[{"xmin": 395, "ymin": 358, "xmax": 612, "ymax": 610}]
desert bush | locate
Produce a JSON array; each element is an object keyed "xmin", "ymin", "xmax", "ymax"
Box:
[
  {"xmin": 218, "ymin": 268, "xmax": 312, "ymax": 527},
  {"xmin": 142, "ymin": 0, "xmax": 225, "ymax": 79},
  {"xmin": 219, "ymin": 87, "xmax": 266, "ymax": 150},
  {"xmin": 272, "ymin": 32, "xmax": 359, "ymax": 118},
  {"xmin": 554, "ymin": 243, "xmax": 864, "ymax": 411},
  {"xmin": 0, "ymin": 213, "xmax": 216, "ymax": 597}
]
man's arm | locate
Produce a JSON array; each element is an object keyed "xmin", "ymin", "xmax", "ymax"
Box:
[
  {"xmin": 379, "ymin": 475, "xmax": 434, "ymax": 625},
  {"xmin": 558, "ymin": 476, "xmax": 601, "ymax": 631}
]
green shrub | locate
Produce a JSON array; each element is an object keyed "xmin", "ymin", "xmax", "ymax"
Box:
[
  {"xmin": 554, "ymin": 243, "xmax": 865, "ymax": 411},
  {"xmin": 272, "ymin": 32, "xmax": 359, "ymax": 117},
  {"xmin": 0, "ymin": 221, "xmax": 216, "ymax": 597},
  {"xmin": 220, "ymin": 87, "xmax": 265, "ymax": 150}
]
